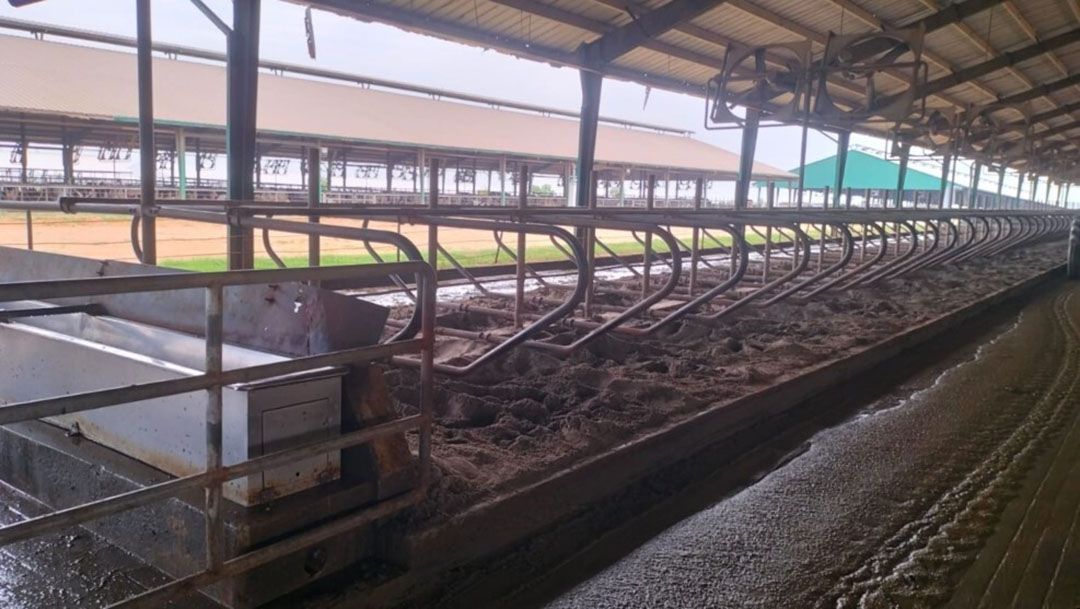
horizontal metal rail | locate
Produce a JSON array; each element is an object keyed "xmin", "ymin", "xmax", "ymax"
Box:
[
  {"xmin": 4, "ymin": 199, "xmax": 1071, "ymax": 376},
  {"xmin": 0, "ymin": 261, "xmax": 437, "ymax": 609}
]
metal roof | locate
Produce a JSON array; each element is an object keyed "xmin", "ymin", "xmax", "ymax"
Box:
[
  {"xmin": 298, "ymin": 0, "xmax": 1080, "ymax": 175},
  {"xmin": 763, "ymin": 150, "xmax": 953, "ymax": 191},
  {"xmin": 0, "ymin": 33, "xmax": 793, "ymax": 180}
]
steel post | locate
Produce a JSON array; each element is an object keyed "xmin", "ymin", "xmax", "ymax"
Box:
[
  {"xmin": 385, "ymin": 152, "xmax": 393, "ymax": 193},
  {"xmin": 19, "ymin": 124, "xmax": 31, "ymax": 248},
  {"xmin": 643, "ymin": 174, "xmax": 655, "ymax": 300},
  {"xmin": 61, "ymin": 131, "xmax": 74, "ymax": 185},
  {"xmin": 939, "ymin": 151, "xmax": 952, "ymax": 209},
  {"xmin": 970, "ymin": 162, "xmax": 982, "ymax": 209},
  {"xmin": 516, "ymin": 163, "xmax": 528, "ymax": 328},
  {"xmin": 195, "ymin": 138, "xmax": 202, "ymax": 188},
  {"xmin": 895, "ymin": 141, "xmax": 910, "ymax": 209},
  {"xmin": 1070, "ymin": 217, "xmax": 1080, "ymax": 279},
  {"xmin": 429, "ymin": 157, "xmax": 439, "ymax": 272},
  {"xmin": 308, "ymin": 146, "xmax": 321, "ymax": 266},
  {"xmin": 136, "ymin": 0, "xmax": 157, "ymax": 264},
  {"xmin": 996, "ymin": 167, "xmax": 1006, "ymax": 209},
  {"xmin": 833, "ymin": 131, "xmax": 850, "ymax": 209},
  {"xmin": 176, "ymin": 129, "xmax": 187, "ymax": 200},
  {"xmin": 576, "ymin": 70, "xmax": 602, "ymax": 209},
  {"xmin": 499, "ymin": 155, "xmax": 506, "ymax": 206},
  {"xmin": 690, "ymin": 176, "xmax": 703, "ymax": 295},
  {"xmin": 226, "ymin": 0, "xmax": 261, "ymax": 269}
]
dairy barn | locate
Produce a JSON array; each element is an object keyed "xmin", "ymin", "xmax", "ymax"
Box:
[{"xmin": 0, "ymin": 0, "xmax": 1078, "ymax": 607}]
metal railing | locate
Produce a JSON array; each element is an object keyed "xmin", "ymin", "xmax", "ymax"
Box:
[{"xmin": 0, "ymin": 262, "xmax": 436, "ymax": 609}]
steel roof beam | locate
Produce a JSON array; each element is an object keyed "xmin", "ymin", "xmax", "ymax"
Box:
[
  {"xmin": 921, "ymin": 27, "xmax": 1080, "ymax": 98},
  {"xmin": 304, "ymin": 0, "xmax": 714, "ymax": 98},
  {"xmin": 999, "ymin": 72, "xmax": 1080, "ymax": 108},
  {"xmin": 719, "ymin": 0, "xmax": 970, "ymax": 112},
  {"xmin": 1027, "ymin": 119, "xmax": 1080, "ymax": 142},
  {"xmin": 915, "ymin": 0, "xmax": 1010, "ymax": 35},
  {"xmin": 906, "ymin": 0, "xmax": 1068, "ymax": 118},
  {"xmin": 579, "ymin": 0, "xmax": 728, "ymax": 67},
  {"xmin": 490, "ymin": 0, "xmax": 725, "ymax": 74},
  {"xmin": 582, "ymin": 0, "xmax": 874, "ymax": 104},
  {"xmin": 823, "ymin": 0, "xmax": 1009, "ymax": 68}
]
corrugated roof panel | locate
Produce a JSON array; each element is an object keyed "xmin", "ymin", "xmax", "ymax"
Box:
[
  {"xmin": 689, "ymin": 4, "xmax": 800, "ymax": 47},
  {"xmin": 654, "ymin": 29, "xmax": 726, "ymax": 62},
  {"xmin": 614, "ymin": 46, "xmax": 714, "ymax": 85},
  {"xmin": 963, "ymin": 7, "xmax": 1032, "ymax": 55},
  {"xmin": 923, "ymin": 27, "xmax": 991, "ymax": 72},
  {"xmin": 1015, "ymin": 0, "xmax": 1076, "ymax": 37},
  {"xmin": 851, "ymin": 0, "xmax": 931, "ymax": 26},
  {"xmin": 542, "ymin": 0, "xmax": 626, "ymax": 26},
  {"xmin": 0, "ymin": 34, "xmax": 792, "ymax": 179},
  {"xmin": 278, "ymin": 0, "xmax": 1080, "ymax": 156},
  {"xmin": 749, "ymin": 0, "xmax": 848, "ymax": 42}
]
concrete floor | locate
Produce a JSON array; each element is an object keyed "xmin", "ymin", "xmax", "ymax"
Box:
[
  {"xmin": 541, "ymin": 281, "xmax": 1080, "ymax": 608},
  {"xmin": 0, "ymin": 483, "xmax": 221, "ymax": 609}
]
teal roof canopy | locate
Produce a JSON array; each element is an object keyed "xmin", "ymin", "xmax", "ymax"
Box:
[{"xmin": 759, "ymin": 150, "xmax": 955, "ymax": 191}]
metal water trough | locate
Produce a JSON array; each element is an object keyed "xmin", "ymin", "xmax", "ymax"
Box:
[{"xmin": 0, "ymin": 246, "xmax": 425, "ymax": 608}]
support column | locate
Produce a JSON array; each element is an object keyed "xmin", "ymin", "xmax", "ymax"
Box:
[
  {"xmin": 515, "ymin": 163, "xmax": 528, "ymax": 328},
  {"xmin": 226, "ymin": 0, "xmax": 261, "ymax": 269},
  {"xmin": 61, "ymin": 130, "xmax": 74, "ymax": 185},
  {"xmin": 565, "ymin": 161, "xmax": 573, "ymax": 207},
  {"xmin": 19, "ymin": 125, "xmax": 31, "ymax": 249},
  {"xmin": 495, "ymin": 155, "xmax": 504, "ymax": 206},
  {"xmin": 136, "ymin": 0, "xmax": 157, "ymax": 264},
  {"xmin": 195, "ymin": 138, "xmax": 202, "ymax": 188},
  {"xmin": 642, "ymin": 174, "xmax": 655, "ymax": 300},
  {"xmin": 576, "ymin": 70, "xmax": 602, "ymax": 208},
  {"xmin": 690, "ymin": 176, "xmax": 704, "ymax": 295},
  {"xmin": 1070, "ymin": 217, "xmax": 1080, "ymax": 279},
  {"xmin": 939, "ymin": 151, "xmax": 952, "ymax": 209},
  {"xmin": 894, "ymin": 141, "xmax": 910, "ymax": 209},
  {"xmin": 418, "ymin": 149, "xmax": 426, "ymax": 205},
  {"xmin": 19, "ymin": 124, "xmax": 27, "ymax": 184},
  {"xmin": 1016, "ymin": 172, "xmax": 1025, "ymax": 209},
  {"xmin": 996, "ymin": 167, "xmax": 1006, "ymax": 209},
  {"xmin": 734, "ymin": 50, "xmax": 764, "ymax": 211},
  {"xmin": 832, "ymin": 131, "xmax": 850, "ymax": 208},
  {"xmin": 969, "ymin": 161, "xmax": 982, "ymax": 209},
  {"xmin": 735, "ymin": 103, "xmax": 761, "ymax": 209},
  {"xmin": 340, "ymin": 149, "xmax": 347, "ymax": 193},
  {"xmin": 619, "ymin": 168, "xmax": 626, "ymax": 207},
  {"xmin": 177, "ymin": 128, "xmax": 187, "ymax": 200},
  {"xmin": 385, "ymin": 151, "xmax": 393, "ymax": 193},
  {"xmin": 428, "ymin": 157, "xmax": 439, "ymax": 273},
  {"xmin": 307, "ymin": 146, "xmax": 320, "ymax": 267}
]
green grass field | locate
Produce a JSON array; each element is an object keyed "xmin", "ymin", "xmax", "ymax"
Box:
[{"xmin": 156, "ymin": 228, "xmax": 816, "ymax": 272}]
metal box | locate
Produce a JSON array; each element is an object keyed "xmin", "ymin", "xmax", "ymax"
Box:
[{"xmin": 0, "ymin": 305, "xmax": 343, "ymax": 506}]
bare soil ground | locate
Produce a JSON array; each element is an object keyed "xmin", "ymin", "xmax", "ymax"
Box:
[
  {"xmin": 383, "ymin": 240, "xmax": 1067, "ymax": 525},
  {"xmin": 0, "ymin": 213, "xmax": 660, "ymax": 264}
]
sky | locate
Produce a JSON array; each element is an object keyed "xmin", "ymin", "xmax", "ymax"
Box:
[{"xmin": 0, "ymin": 0, "xmax": 1055, "ymax": 202}]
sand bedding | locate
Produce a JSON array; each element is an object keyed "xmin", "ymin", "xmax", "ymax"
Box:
[{"xmin": 382, "ymin": 241, "xmax": 1066, "ymax": 523}]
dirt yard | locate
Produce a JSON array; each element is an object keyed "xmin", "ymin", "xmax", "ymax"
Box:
[{"xmin": 0, "ymin": 212, "xmax": 666, "ymax": 265}]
